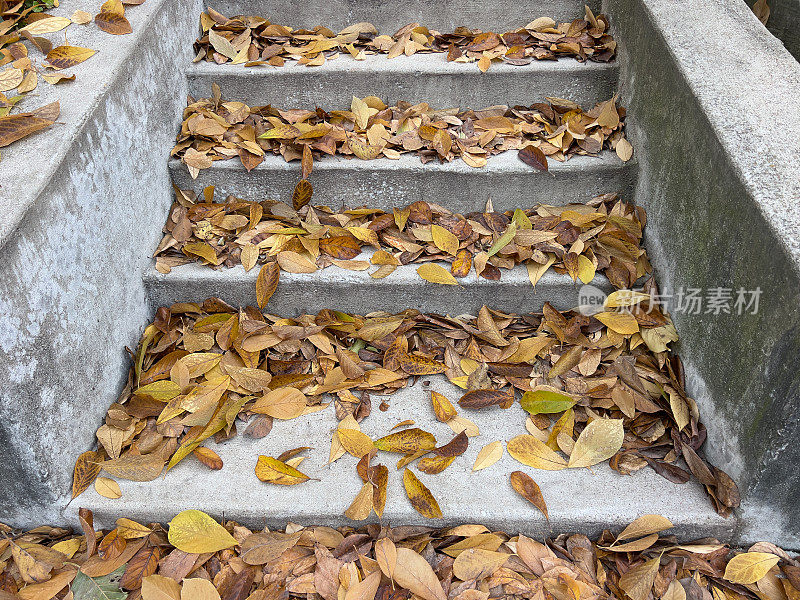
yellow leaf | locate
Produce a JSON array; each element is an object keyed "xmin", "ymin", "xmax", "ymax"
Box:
[
  {"xmin": 181, "ymin": 578, "xmax": 221, "ymax": 600},
  {"xmin": 256, "ymin": 262, "xmax": 280, "ymax": 308},
  {"xmin": 277, "ymin": 250, "xmax": 317, "ymax": 273},
  {"xmin": 402, "ymin": 468, "xmax": 442, "ymax": 518},
  {"xmin": 116, "ymin": 518, "xmax": 152, "ymax": 539},
  {"xmin": 344, "ymin": 481, "xmax": 373, "ymax": 520},
  {"xmin": 167, "ymin": 510, "xmax": 238, "ymax": 554},
  {"xmin": 567, "ymin": 418, "xmax": 624, "ymax": 468},
  {"xmin": 616, "ymin": 514, "xmax": 674, "ymax": 542},
  {"xmin": 46, "ymin": 45, "xmax": 96, "ymax": 69},
  {"xmin": 94, "ymin": 477, "xmax": 121, "ymax": 499},
  {"xmin": 375, "ymin": 428, "xmax": 436, "ymax": 453},
  {"xmin": 142, "ymin": 574, "xmax": 181, "ymax": 600},
  {"xmin": 21, "ymin": 16, "xmax": 72, "ymax": 34},
  {"xmin": 431, "ymin": 224, "xmax": 459, "ymax": 256},
  {"xmin": 619, "ymin": 557, "xmax": 660, "ymax": 600},
  {"xmin": 183, "ymin": 241, "xmax": 218, "ymax": 265},
  {"xmin": 255, "ymin": 455, "xmax": 311, "ymax": 485},
  {"xmin": 453, "ymin": 548, "xmax": 509, "ymax": 581},
  {"xmin": 431, "ymin": 391, "xmax": 457, "ymax": 422},
  {"xmin": 594, "ymin": 311, "xmax": 639, "ymax": 335},
  {"xmin": 724, "ymin": 552, "xmax": 781, "ymax": 584},
  {"xmin": 240, "ymin": 244, "xmax": 259, "ymax": 271},
  {"xmin": 251, "ymin": 387, "xmax": 307, "ymax": 420},
  {"xmin": 577, "ymin": 255, "xmax": 596, "ymax": 284},
  {"xmin": 393, "ymin": 547, "xmax": 447, "ymax": 600},
  {"xmin": 506, "ymin": 435, "xmax": 567, "ymax": 470},
  {"xmin": 417, "ymin": 263, "xmax": 459, "ymax": 285},
  {"xmin": 472, "ymin": 441, "xmax": 503, "ymax": 471},
  {"xmin": 337, "ymin": 428, "xmax": 375, "ymax": 458},
  {"xmin": 526, "ymin": 256, "xmax": 556, "ymax": 288}
]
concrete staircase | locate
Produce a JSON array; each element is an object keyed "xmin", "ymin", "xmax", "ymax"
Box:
[
  {"xmin": 77, "ymin": 0, "xmax": 731, "ymax": 539},
  {"xmin": 2, "ymin": 0, "xmax": 800, "ymax": 551}
]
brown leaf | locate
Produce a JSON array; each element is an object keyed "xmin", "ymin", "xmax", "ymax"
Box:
[
  {"xmin": 510, "ymin": 470, "xmax": 549, "ymax": 521},
  {"xmin": 393, "ymin": 547, "xmax": 447, "ymax": 600},
  {"xmin": 256, "ymin": 262, "xmax": 279, "ymax": 309},
  {"xmin": 292, "ymin": 179, "xmax": 313, "ymax": 210},
  {"xmin": 458, "ymin": 389, "xmax": 514, "ymax": 409},
  {"xmin": 518, "ymin": 145, "xmax": 548, "ymax": 171},
  {"xmin": 95, "ymin": 0, "xmax": 132, "ymax": 34},
  {"xmin": 72, "ymin": 449, "xmax": 102, "ymax": 499}
]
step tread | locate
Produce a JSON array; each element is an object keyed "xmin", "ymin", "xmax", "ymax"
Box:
[
  {"xmin": 146, "ymin": 254, "xmax": 612, "ymax": 314},
  {"xmin": 76, "ymin": 377, "xmax": 734, "ymax": 538}
]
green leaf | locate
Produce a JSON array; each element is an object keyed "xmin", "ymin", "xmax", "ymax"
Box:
[
  {"xmin": 487, "ymin": 222, "xmax": 517, "ymax": 257},
  {"xmin": 72, "ymin": 565, "xmax": 128, "ymax": 600},
  {"xmin": 520, "ymin": 390, "xmax": 576, "ymax": 415}
]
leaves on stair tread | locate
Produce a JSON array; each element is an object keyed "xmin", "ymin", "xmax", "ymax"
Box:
[
  {"xmin": 195, "ymin": 9, "xmax": 616, "ymax": 71},
  {"xmin": 75, "ymin": 296, "xmax": 738, "ymax": 517},
  {"xmin": 4, "ymin": 507, "xmax": 797, "ymax": 599},
  {"xmin": 156, "ymin": 187, "xmax": 649, "ymax": 294},
  {"xmin": 174, "ymin": 92, "xmax": 629, "ymax": 175}
]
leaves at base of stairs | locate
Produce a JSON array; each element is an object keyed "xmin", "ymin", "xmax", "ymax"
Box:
[
  {"xmin": 72, "ymin": 295, "xmax": 738, "ymax": 518},
  {"xmin": 1, "ymin": 508, "xmax": 797, "ymax": 600},
  {"xmin": 173, "ymin": 91, "xmax": 630, "ymax": 177},
  {"xmin": 156, "ymin": 187, "xmax": 649, "ymax": 293},
  {"xmin": 195, "ymin": 7, "xmax": 616, "ymax": 70}
]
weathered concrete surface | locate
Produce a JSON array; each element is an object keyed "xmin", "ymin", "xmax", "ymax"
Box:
[
  {"xmin": 748, "ymin": 0, "xmax": 800, "ymax": 61},
  {"xmin": 170, "ymin": 154, "xmax": 637, "ymax": 212},
  {"xmin": 145, "ymin": 257, "xmax": 613, "ymax": 315},
  {"xmin": 606, "ymin": 0, "xmax": 800, "ymax": 548},
  {"xmin": 188, "ymin": 55, "xmax": 619, "ymax": 109},
  {"xmin": 208, "ymin": 0, "xmax": 602, "ymax": 31},
  {"xmin": 0, "ymin": 0, "xmax": 204, "ymax": 527},
  {"xmin": 73, "ymin": 376, "xmax": 733, "ymax": 539}
]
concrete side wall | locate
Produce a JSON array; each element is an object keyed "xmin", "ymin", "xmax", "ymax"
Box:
[
  {"xmin": 0, "ymin": 0, "xmax": 203, "ymax": 526},
  {"xmin": 749, "ymin": 0, "xmax": 800, "ymax": 61},
  {"xmin": 607, "ymin": 0, "xmax": 800, "ymax": 547}
]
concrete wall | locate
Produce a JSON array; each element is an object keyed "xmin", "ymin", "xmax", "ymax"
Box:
[
  {"xmin": 606, "ymin": 0, "xmax": 800, "ymax": 547},
  {"xmin": 748, "ymin": 0, "xmax": 800, "ymax": 61},
  {"xmin": 0, "ymin": 0, "xmax": 202, "ymax": 526}
]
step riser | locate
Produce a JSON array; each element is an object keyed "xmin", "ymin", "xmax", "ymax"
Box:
[
  {"xmin": 145, "ymin": 268, "xmax": 611, "ymax": 315},
  {"xmin": 169, "ymin": 157, "xmax": 636, "ymax": 213},
  {"xmin": 205, "ymin": 0, "xmax": 602, "ymax": 32},
  {"xmin": 187, "ymin": 61, "xmax": 619, "ymax": 109}
]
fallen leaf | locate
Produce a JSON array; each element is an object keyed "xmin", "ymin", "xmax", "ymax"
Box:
[
  {"xmin": 567, "ymin": 418, "xmax": 624, "ymax": 468},
  {"xmin": 510, "ymin": 471, "xmax": 548, "ymax": 520},
  {"xmin": 473, "ymin": 441, "xmax": 503, "ymax": 471},
  {"xmin": 403, "ymin": 468, "xmax": 442, "ymax": 518},
  {"xmin": 167, "ymin": 510, "xmax": 238, "ymax": 554}
]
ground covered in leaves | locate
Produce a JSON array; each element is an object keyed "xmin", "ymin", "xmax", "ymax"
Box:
[
  {"xmin": 173, "ymin": 89, "xmax": 631, "ymax": 178},
  {"xmin": 154, "ymin": 189, "xmax": 648, "ymax": 291},
  {"xmin": 2, "ymin": 509, "xmax": 798, "ymax": 600},
  {"xmin": 72, "ymin": 292, "xmax": 738, "ymax": 521},
  {"xmin": 195, "ymin": 7, "xmax": 616, "ymax": 70},
  {"xmin": 0, "ymin": 0, "xmax": 145, "ymax": 152}
]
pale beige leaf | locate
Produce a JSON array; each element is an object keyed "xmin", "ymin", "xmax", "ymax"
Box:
[
  {"xmin": 472, "ymin": 441, "xmax": 503, "ymax": 471},
  {"xmin": 181, "ymin": 578, "xmax": 220, "ymax": 600},
  {"xmin": 567, "ymin": 418, "xmax": 624, "ymax": 468},
  {"xmin": 393, "ymin": 547, "xmax": 448, "ymax": 600},
  {"xmin": 94, "ymin": 477, "xmax": 121, "ymax": 499}
]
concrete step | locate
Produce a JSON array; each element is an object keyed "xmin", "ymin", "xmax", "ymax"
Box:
[
  {"xmin": 74, "ymin": 375, "xmax": 734, "ymax": 539},
  {"xmin": 145, "ymin": 256, "xmax": 612, "ymax": 315},
  {"xmin": 169, "ymin": 153, "xmax": 636, "ymax": 213},
  {"xmin": 187, "ymin": 55, "xmax": 619, "ymax": 109},
  {"xmin": 204, "ymin": 0, "xmax": 602, "ymax": 33}
]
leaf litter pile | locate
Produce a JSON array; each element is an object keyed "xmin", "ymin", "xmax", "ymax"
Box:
[
  {"xmin": 73, "ymin": 289, "xmax": 738, "ymax": 520},
  {"xmin": 2, "ymin": 510, "xmax": 799, "ymax": 600},
  {"xmin": 195, "ymin": 6, "xmax": 616, "ymax": 71},
  {"xmin": 173, "ymin": 88, "xmax": 632, "ymax": 178},
  {"xmin": 154, "ymin": 187, "xmax": 649, "ymax": 291}
]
